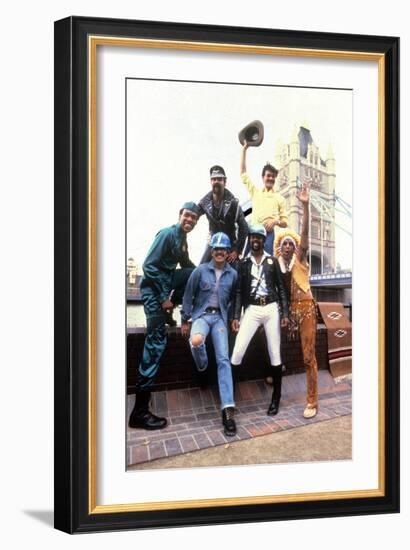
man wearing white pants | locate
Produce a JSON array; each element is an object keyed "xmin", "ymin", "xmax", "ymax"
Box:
[{"xmin": 231, "ymin": 224, "xmax": 289, "ymax": 415}]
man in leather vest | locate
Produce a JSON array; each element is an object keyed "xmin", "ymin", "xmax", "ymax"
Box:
[
  {"xmin": 197, "ymin": 165, "xmax": 247, "ymax": 265},
  {"xmin": 231, "ymin": 224, "xmax": 289, "ymax": 415}
]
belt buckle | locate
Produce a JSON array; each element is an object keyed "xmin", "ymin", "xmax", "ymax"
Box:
[{"xmin": 260, "ymin": 296, "xmax": 266, "ymax": 306}]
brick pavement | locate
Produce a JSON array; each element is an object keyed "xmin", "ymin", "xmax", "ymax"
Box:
[{"xmin": 127, "ymin": 370, "xmax": 352, "ymax": 467}]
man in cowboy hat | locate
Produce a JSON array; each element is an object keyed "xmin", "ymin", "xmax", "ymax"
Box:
[
  {"xmin": 274, "ymin": 185, "xmax": 319, "ymax": 419},
  {"xmin": 240, "ymin": 142, "xmax": 288, "ymax": 255},
  {"xmin": 128, "ymin": 202, "xmax": 200, "ymax": 431},
  {"xmin": 197, "ymin": 165, "xmax": 247, "ymax": 265},
  {"xmin": 231, "ymin": 223, "xmax": 289, "ymax": 416}
]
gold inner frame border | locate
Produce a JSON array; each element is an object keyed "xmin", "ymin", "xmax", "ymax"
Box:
[{"xmin": 87, "ymin": 36, "xmax": 386, "ymax": 514}]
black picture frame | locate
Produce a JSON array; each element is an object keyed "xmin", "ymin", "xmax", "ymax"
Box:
[{"xmin": 54, "ymin": 15, "xmax": 400, "ymax": 534}]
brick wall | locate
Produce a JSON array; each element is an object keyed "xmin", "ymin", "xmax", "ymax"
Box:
[{"xmin": 127, "ymin": 325, "xmax": 329, "ymax": 393}]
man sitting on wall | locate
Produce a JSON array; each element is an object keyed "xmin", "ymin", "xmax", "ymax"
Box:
[{"xmin": 128, "ymin": 202, "xmax": 200, "ymax": 431}]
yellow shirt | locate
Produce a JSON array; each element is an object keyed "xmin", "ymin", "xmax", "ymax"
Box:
[{"xmin": 241, "ymin": 172, "xmax": 288, "ymax": 226}]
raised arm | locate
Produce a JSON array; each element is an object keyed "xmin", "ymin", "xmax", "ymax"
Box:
[
  {"xmin": 240, "ymin": 141, "xmax": 249, "ymax": 175},
  {"xmin": 240, "ymin": 142, "xmax": 256, "ymax": 198},
  {"xmin": 297, "ymin": 185, "xmax": 310, "ymax": 263}
]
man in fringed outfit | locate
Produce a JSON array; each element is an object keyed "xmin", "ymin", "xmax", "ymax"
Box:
[{"xmin": 274, "ymin": 185, "xmax": 319, "ymax": 419}]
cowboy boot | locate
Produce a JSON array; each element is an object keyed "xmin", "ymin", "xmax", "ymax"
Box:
[
  {"xmin": 128, "ymin": 389, "xmax": 167, "ymax": 430},
  {"xmin": 267, "ymin": 365, "xmax": 283, "ymax": 416}
]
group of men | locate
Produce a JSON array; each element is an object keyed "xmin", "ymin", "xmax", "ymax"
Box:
[{"xmin": 129, "ymin": 142, "xmax": 319, "ymax": 437}]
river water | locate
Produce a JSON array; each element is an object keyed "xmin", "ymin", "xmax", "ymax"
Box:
[{"xmin": 127, "ymin": 304, "xmax": 182, "ymax": 328}]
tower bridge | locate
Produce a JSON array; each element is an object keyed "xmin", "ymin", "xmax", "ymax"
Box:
[
  {"xmin": 241, "ymin": 123, "xmax": 352, "ymax": 313},
  {"xmin": 242, "ymin": 123, "xmax": 351, "ymax": 278}
]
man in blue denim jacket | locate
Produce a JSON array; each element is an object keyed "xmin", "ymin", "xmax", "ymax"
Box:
[{"xmin": 181, "ymin": 232, "xmax": 238, "ymax": 436}]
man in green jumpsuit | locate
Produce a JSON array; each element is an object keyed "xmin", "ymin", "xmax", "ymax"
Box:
[{"xmin": 129, "ymin": 202, "xmax": 200, "ymax": 430}]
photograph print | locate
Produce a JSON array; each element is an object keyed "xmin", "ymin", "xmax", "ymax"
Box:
[{"xmin": 126, "ymin": 77, "xmax": 353, "ymax": 471}]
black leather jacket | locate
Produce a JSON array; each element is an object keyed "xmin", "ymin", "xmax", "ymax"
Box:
[
  {"xmin": 233, "ymin": 255, "xmax": 289, "ymax": 320},
  {"xmin": 197, "ymin": 189, "xmax": 247, "ymax": 253}
]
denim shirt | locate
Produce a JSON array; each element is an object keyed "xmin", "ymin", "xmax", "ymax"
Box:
[{"xmin": 181, "ymin": 260, "xmax": 238, "ymax": 325}]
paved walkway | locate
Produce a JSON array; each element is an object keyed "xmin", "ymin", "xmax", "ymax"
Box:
[{"xmin": 127, "ymin": 370, "xmax": 352, "ymax": 467}]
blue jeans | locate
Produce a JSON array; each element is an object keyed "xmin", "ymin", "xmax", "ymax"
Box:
[
  {"xmin": 264, "ymin": 230, "xmax": 275, "ymax": 256},
  {"xmin": 189, "ymin": 313, "xmax": 235, "ymax": 410}
]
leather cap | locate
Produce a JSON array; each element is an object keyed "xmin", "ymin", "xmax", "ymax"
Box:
[
  {"xmin": 238, "ymin": 120, "xmax": 264, "ymax": 147},
  {"xmin": 209, "ymin": 165, "xmax": 226, "ymax": 178}
]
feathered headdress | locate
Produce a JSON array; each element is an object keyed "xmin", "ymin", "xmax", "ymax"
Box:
[
  {"xmin": 274, "ymin": 229, "xmax": 301, "ymax": 273},
  {"xmin": 274, "ymin": 229, "xmax": 301, "ymax": 256}
]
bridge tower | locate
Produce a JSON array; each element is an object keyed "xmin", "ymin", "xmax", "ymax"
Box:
[{"xmin": 274, "ymin": 123, "xmax": 336, "ymax": 274}]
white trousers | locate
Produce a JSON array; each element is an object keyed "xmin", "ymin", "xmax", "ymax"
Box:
[{"xmin": 231, "ymin": 302, "xmax": 282, "ymax": 366}]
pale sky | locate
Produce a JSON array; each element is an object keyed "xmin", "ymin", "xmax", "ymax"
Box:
[{"xmin": 126, "ymin": 78, "xmax": 352, "ymax": 271}]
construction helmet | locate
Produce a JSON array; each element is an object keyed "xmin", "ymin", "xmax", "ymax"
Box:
[
  {"xmin": 210, "ymin": 232, "xmax": 231, "ymax": 249},
  {"xmin": 248, "ymin": 223, "xmax": 267, "ymax": 239}
]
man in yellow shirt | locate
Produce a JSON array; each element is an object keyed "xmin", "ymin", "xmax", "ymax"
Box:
[{"xmin": 240, "ymin": 141, "xmax": 288, "ymax": 255}]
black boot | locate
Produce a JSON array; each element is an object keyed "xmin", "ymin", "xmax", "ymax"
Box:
[
  {"xmin": 129, "ymin": 389, "xmax": 167, "ymax": 430},
  {"xmin": 222, "ymin": 407, "xmax": 237, "ymax": 436},
  {"xmin": 267, "ymin": 365, "xmax": 283, "ymax": 416}
]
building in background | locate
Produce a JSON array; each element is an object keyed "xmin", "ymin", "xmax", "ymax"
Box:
[
  {"xmin": 275, "ymin": 123, "xmax": 336, "ymax": 275},
  {"xmin": 127, "ymin": 257, "xmax": 141, "ymax": 301}
]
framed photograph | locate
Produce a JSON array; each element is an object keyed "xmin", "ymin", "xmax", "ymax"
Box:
[{"xmin": 54, "ymin": 16, "xmax": 399, "ymax": 533}]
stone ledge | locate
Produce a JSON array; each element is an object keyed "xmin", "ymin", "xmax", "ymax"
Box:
[{"xmin": 127, "ymin": 324, "xmax": 329, "ymax": 393}]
